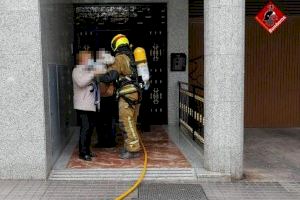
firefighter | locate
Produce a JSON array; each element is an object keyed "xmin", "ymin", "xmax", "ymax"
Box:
[{"xmin": 98, "ymin": 34, "xmax": 142, "ymax": 159}]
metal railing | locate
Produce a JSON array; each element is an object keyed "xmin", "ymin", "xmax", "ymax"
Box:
[{"xmin": 179, "ymin": 81, "xmax": 204, "ymax": 144}]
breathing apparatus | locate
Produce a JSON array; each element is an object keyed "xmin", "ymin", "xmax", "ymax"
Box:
[{"xmin": 133, "ymin": 47, "xmax": 150, "ymax": 90}]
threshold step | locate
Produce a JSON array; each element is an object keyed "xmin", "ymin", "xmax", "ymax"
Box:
[{"xmin": 49, "ymin": 168, "xmax": 197, "ymax": 181}]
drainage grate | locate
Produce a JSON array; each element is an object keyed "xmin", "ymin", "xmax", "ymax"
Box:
[{"xmin": 138, "ymin": 183, "xmax": 208, "ymax": 200}]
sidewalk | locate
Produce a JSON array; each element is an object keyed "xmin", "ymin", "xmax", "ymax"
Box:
[{"xmin": 0, "ymin": 180, "xmax": 299, "ymax": 200}]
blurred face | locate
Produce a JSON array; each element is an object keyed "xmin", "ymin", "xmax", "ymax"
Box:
[
  {"xmin": 96, "ymin": 48, "xmax": 111, "ymax": 60},
  {"xmin": 96, "ymin": 48, "xmax": 105, "ymax": 60},
  {"xmin": 77, "ymin": 51, "xmax": 92, "ymax": 65}
]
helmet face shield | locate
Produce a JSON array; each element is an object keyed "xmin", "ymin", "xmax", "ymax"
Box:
[{"xmin": 111, "ymin": 34, "xmax": 129, "ymax": 51}]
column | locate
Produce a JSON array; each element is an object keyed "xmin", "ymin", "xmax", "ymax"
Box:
[
  {"xmin": 0, "ymin": 0, "xmax": 47, "ymax": 179},
  {"xmin": 203, "ymin": 0, "xmax": 245, "ymax": 179}
]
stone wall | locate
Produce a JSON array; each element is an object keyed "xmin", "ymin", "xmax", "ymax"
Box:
[{"xmin": 0, "ymin": 0, "xmax": 47, "ymax": 179}]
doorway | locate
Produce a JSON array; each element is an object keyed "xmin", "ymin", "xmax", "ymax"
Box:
[
  {"xmin": 49, "ymin": 3, "xmax": 209, "ymax": 181},
  {"xmin": 74, "ymin": 3, "xmax": 168, "ymax": 124}
]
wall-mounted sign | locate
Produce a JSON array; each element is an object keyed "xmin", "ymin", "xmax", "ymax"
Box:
[
  {"xmin": 171, "ymin": 53, "xmax": 186, "ymax": 71},
  {"xmin": 255, "ymin": 1, "xmax": 287, "ymax": 34}
]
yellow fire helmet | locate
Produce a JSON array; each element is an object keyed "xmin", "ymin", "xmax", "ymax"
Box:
[{"xmin": 111, "ymin": 34, "xmax": 129, "ymax": 52}]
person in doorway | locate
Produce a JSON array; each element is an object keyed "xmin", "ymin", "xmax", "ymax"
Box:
[
  {"xmin": 98, "ymin": 34, "xmax": 142, "ymax": 159},
  {"xmin": 72, "ymin": 51, "xmax": 101, "ymax": 161},
  {"xmin": 94, "ymin": 49, "xmax": 117, "ymax": 148},
  {"xmin": 95, "ymin": 95, "xmax": 118, "ymax": 148}
]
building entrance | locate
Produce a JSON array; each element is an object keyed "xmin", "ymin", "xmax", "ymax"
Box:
[{"xmin": 74, "ymin": 3, "xmax": 168, "ymax": 124}]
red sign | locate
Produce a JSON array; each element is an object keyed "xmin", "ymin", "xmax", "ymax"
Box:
[{"xmin": 255, "ymin": 1, "xmax": 287, "ymax": 34}]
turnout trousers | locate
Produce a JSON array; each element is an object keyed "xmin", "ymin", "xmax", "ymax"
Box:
[{"xmin": 119, "ymin": 92, "xmax": 141, "ymax": 152}]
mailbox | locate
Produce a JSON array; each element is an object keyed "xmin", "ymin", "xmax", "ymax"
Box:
[{"xmin": 171, "ymin": 53, "xmax": 186, "ymax": 71}]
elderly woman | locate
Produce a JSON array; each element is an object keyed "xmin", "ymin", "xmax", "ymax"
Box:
[
  {"xmin": 72, "ymin": 51, "xmax": 112, "ymax": 161},
  {"xmin": 72, "ymin": 51, "xmax": 97, "ymax": 161}
]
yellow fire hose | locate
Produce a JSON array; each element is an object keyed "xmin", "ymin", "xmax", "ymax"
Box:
[{"xmin": 114, "ymin": 134, "xmax": 148, "ymax": 200}]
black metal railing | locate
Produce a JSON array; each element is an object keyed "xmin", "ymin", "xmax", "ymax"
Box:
[{"xmin": 179, "ymin": 81, "xmax": 204, "ymax": 144}]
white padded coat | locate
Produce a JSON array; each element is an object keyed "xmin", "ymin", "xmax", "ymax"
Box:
[{"xmin": 72, "ymin": 65, "xmax": 96, "ymax": 112}]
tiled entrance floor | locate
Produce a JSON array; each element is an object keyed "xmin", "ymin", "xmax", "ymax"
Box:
[
  {"xmin": 50, "ymin": 125, "xmax": 227, "ymax": 181},
  {"xmin": 67, "ymin": 126, "xmax": 191, "ymax": 169}
]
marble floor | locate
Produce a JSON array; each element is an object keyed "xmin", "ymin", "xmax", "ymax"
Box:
[
  {"xmin": 50, "ymin": 125, "xmax": 225, "ymax": 181},
  {"xmin": 67, "ymin": 126, "xmax": 191, "ymax": 169}
]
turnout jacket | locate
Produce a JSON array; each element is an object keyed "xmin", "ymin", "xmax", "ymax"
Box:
[{"xmin": 99, "ymin": 54, "xmax": 132, "ymax": 85}]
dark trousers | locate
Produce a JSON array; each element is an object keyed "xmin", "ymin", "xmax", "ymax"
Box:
[
  {"xmin": 77, "ymin": 110, "xmax": 95, "ymax": 156},
  {"xmin": 96, "ymin": 96, "xmax": 117, "ymax": 146}
]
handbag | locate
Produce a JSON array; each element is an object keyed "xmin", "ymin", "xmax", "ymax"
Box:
[{"xmin": 99, "ymin": 82, "xmax": 115, "ymax": 97}]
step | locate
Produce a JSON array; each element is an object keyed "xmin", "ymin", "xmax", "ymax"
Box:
[{"xmin": 49, "ymin": 168, "xmax": 197, "ymax": 181}]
